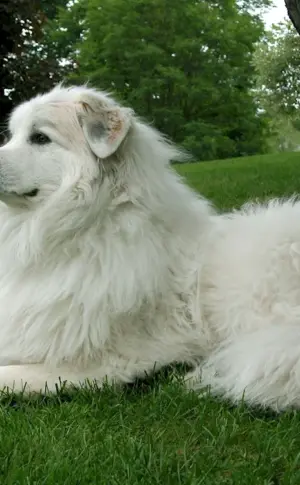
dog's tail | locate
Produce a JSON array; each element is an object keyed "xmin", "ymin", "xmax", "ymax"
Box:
[{"xmin": 188, "ymin": 323, "xmax": 300, "ymax": 411}]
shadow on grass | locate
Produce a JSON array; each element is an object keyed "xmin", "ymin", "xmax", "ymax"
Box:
[{"xmin": 0, "ymin": 362, "xmax": 296, "ymax": 425}]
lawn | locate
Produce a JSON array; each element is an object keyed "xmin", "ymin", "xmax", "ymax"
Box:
[{"xmin": 2, "ymin": 152, "xmax": 300, "ymax": 485}]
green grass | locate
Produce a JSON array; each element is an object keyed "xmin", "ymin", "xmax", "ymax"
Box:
[
  {"xmin": 3, "ymin": 151, "xmax": 300, "ymax": 484},
  {"xmin": 176, "ymin": 151, "xmax": 300, "ymax": 210}
]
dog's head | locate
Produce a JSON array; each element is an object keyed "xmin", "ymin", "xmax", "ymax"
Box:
[{"xmin": 0, "ymin": 85, "xmax": 135, "ymax": 206}]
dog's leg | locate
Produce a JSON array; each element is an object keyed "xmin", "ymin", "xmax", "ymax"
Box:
[
  {"xmin": 0, "ymin": 361, "xmax": 137, "ymax": 395},
  {"xmin": 0, "ymin": 326, "xmax": 203, "ymax": 395}
]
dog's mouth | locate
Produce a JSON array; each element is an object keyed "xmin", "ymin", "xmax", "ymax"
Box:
[
  {"xmin": 0, "ymin": 188, "xmax": 40, "ymax": 208},
  {"xmin": 0, "ymin": 188, "xmax": 40, "ymax": 199}
]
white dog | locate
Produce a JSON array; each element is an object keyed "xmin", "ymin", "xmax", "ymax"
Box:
[{"xmin": 0, "ymin": 85, "xmax": 300, "ymax": 411}]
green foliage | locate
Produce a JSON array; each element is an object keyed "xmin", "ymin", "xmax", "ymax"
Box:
[
  {"xmin": 0, "ymin": 0, "xmax": 39, "ymax": 122},
  {"xmin": 253, "ymin": 22, "xmax": 300, "ymax": 152},
  {"xmin": 1, "ymin": 0, "xmax": 273, "ymax": 159},
  {"xmin": 239, "ymin": 0, "xmax": 273, "ymax": 11},
  {"xmin": 55, "ymin": 0, "xmax": 270, "ymax": 160},
  {"xmin": 43, "ymin": 0, "xmax": 88, "ymax": 70},
  {"xmin": 254, "ymin": 22, "xmax": 300, "ymax": 115},
  {"xmin": 0, "ymin": 0, "xmax": 70, "ymax": 128}
]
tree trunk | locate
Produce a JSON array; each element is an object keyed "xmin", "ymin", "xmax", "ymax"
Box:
[{"xmin": 285, "ymin": 0, "xmax": 300, "ymax": 35}]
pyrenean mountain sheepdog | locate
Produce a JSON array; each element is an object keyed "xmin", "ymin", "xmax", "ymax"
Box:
[{"xmin": 0, "ymin": 85, "xmax": 299, "ymax": 411}]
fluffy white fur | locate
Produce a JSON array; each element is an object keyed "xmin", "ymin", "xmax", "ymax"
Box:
[{"xmin": 0, "ymin": 85, "xmax": 300, "ymax": 411}]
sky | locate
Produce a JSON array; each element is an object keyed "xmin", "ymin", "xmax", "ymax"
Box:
[{"xmin": 263, "ymin": 0, "xmax": 288, "ymax": 27}]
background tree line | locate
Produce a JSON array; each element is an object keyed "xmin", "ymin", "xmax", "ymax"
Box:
[{"xmin": 2, "ymin": 0, "xmax": 297, "ymax": 161}]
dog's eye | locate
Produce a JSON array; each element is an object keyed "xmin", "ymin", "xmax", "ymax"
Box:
[
  {"xmin": 23, "ymin": 188, "xmax": 39, "ymax": 198},
  {"xmin": 29, "ymin": 132, "xmax": 51, "ymax": 145}
]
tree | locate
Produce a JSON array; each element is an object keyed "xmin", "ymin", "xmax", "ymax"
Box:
[
  {"xmin": 253, "ymin": 21, "xmax": 300, "ymax": 151},
  {"xmin": 0, "ymin": 0, "xmax": 38, "ymax": 123},
  {"xmin": 56, "ymin": 0, "xmax": 270, "ymax": 160},
  {"xmin": 0, "ymin": 0, "xmax": 69, "ymax": 129},
  {"xmin": 254, "ymin": 22, "xmax": 300, "ymax": 115},
  {"xmin": 285, "ymin": 0, "xmax": 300, "ymax": 35}
]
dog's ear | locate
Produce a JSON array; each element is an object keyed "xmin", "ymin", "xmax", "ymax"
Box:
[{"xmin": 78, "ymin": 100, "xmax": 133, "ymax": 159}]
